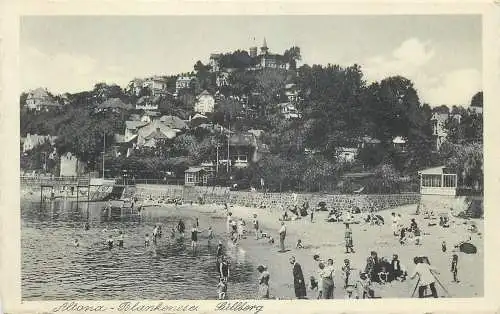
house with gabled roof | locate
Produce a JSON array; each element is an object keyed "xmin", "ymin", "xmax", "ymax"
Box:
[
  {"xmin": 25, "ymin": 88, "xmax": 61, "ymax": 111},
  {"xmin": 194, "ymin": 90, "xmax": 215, "ymax": 114}
]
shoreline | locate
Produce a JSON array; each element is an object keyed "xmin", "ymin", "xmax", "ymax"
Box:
[
  {"xmin": 20, "ymin": 189, "xmax": 484, "ymax": 300},
  {"xmin": 176, "ymin": 201, "xmax": 483, "ymax": 299}
]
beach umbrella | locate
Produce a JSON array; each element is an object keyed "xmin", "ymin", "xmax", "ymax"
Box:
[
  {"xmin": 376, "ymin": 215, "xmax": 385, "ymax": 224},
  {"xmin": 458, "ymin": 242, "xmax": 477, "ymax": 254}
]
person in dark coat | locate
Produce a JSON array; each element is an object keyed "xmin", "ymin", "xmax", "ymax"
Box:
[{"xmin": 290, "ymin": 256, "xmax": 307, "ymax": 299}]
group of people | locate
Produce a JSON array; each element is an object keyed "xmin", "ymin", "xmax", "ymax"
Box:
[{"xmin": 391, "ymin": 212, "xmax": 422, "ymax": 245}]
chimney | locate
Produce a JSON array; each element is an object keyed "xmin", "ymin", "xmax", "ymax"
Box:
[{"xmin": 156, "ymin": 127, "xmax": 161, "ymax": 133}]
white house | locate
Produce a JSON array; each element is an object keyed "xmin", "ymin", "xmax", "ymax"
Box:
[
  {"xmin": 22, "ymin": 133, "xmax": 57, "ymax": 153},
  {"xmin": 25, "ymin": 88, "xmax": 60, "ymax": 111},
  {"xmin": 135, "ymin": 96, "xmax": 159, "ymax": 111},
  {"xmin": 194, "ymin": 90, "xmax": 215, "ymax": 114},
  {"xmin": 216, "ymin": 72, "xmax": 230, "ymax": 87},
  {"xmin": 278, "ymin": 102, "xmax": 301, "ymax": 119},
  {"xmin": 142, "ymin": 77, "xmax": 167, "ymax": 96},
  {"xmin": 392, "ymin": 136, "xmax": 407, "ymax": 152},
  {"xmin": 60, "ymin": 152, "xmax": 85, "ymax": 177},
  {"xmin": 336, "ymin": 147, "xmax": 358, "ymax": 163},
  {"xmin": 176, "ymin": 76, "xmax": 194, "ymax": 93}
]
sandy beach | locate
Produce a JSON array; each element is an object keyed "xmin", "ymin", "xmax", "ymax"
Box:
[{"xmin": 171, "ymin": 200, "xmax": 483, "ymax": 299}]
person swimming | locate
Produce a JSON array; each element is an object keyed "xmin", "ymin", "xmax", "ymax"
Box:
[
  {"xmin": 84, "ymin": 222, "xmax": 90, "ymax": 231},
  {"xmin": 118, "ymin": 231, "xmax": 124, "ymax": 248},
  {"xmin": 145, "ymin": 233, "xmax": 151, "ymax": 248},
  {"xmin": 74, "ymin": 239, "xmax": 79, "ymax": 247},
  {"xmin": 107, "ymin": 235, "xmax": 113, "ymax": 250}
]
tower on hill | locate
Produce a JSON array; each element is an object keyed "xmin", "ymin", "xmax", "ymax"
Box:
[{"xmin": 260, "ymin": 38, "xmax": 269, "ymax": 55}]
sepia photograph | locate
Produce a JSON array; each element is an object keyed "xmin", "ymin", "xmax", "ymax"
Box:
[
  {"xmin": 16, "ymin": 14, "xmax": 485, "ymax": 302},
  {"xmin": 3, "ymin": 2, "xmax": 499, "ymax": 313}
]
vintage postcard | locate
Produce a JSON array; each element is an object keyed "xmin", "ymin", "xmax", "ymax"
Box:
[{"xmin": 1, "ymin": 1, "xmax": 499, "ymax": 314}]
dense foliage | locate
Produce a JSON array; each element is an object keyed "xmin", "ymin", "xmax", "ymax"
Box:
[{"xmin": 20, "ymin": 46, "xmax": 483, "ymax": 192}]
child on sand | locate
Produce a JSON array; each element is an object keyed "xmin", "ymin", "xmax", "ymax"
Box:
[
  {"xmin": 341, "ymin": 259, "xmax": 352, "ymax": 288},
  {"xmin": 442, "ymin": 241, "xmax": 447, "ymax": 252},
  {"xmin": 296, "ymin": 239, "xmax": 304, "ymax": 249},
  {"xmin": 74, "ymin": 239, "xmax": 79, "ymax": 247}
]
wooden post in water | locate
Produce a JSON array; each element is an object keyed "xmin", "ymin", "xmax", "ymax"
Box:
[{"xmin": 40, "ymin": 185, "xmax": 43, "ymax": 203}]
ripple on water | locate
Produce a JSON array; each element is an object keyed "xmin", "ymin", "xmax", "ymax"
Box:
[{"xmin": 21, "ymin": 199, "xmax": 258, "ymax": 300}]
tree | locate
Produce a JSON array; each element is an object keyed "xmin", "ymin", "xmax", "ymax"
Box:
[
  {"xmin": 470, "ymin": 91, "xmax": 483, "ymax": 108},
  {"xmin": 20, "ymin": 92, "xmax": 28, "ymax": 107},
  {"xmin": 283, "ymin": 46, "xmax": 301, "ymax": 70},
  {"xmin": 439, "ymin": 142, "xmax": 483, "ymax": 190},
  {"xmin": 299, "ymin": 64, "xmax": 366, "ymax": 155}
]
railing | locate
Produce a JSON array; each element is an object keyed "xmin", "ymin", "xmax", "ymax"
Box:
[
  {"xmin": 20, "ymin": 176, "xmax": 89, "ymax": 186},
  {"xmin": 119, "ymin": 178, "xmax": 185, "ymax": 186}
]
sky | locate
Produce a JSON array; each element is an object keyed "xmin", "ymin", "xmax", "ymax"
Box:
[{"xmin": 20, "ymin": 15, "xmax": 482, "ymax": 106}]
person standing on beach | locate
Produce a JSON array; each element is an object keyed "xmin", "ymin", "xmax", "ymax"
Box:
[
  {"xmin": 226, "ymin": 212, "xmax": 232, "ymax": 234},
  {"xmin": 279, "ymin": 222, "xmax": 287, "ymax": 252},
  {"xmin": 252, "ymin": 214, "xmax": 260, "ymax": 240},
  {"xmin": 290, "ymin": 256, "xmax": 307, "ymax": 299},
  {"xmin": 344, "ymin": 224, "xmax": 355, "ymax": 253},
  {"xmin": 410, "ymin": 256, "xmax": 439, "ymax": 298},
  {"xmin": 257, "ymin": 265, "xmax": 270, "ymax": 299},
  {"xmin": 451, "ymin": 254, "xmax": 459, "ymax": 282},
  {"xmin": 391, "ymin": 213, "xmax": 398, "ymax": 236}
]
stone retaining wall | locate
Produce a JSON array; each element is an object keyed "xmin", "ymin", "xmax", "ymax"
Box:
[{"xmin": 132, "ymin": 184, "xmax": 420, "ymax": 212}]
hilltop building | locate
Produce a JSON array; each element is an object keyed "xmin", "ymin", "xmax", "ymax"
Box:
[
  {"xmin": 142, "ymin": 77, "xmax": 168, "ymax": 96},
  {"xmin": 176, "ymin": 76, "xmax": 195, "ymax": 94},
  {"xmin": 255, "ymin": 38, "xmax": 289, "ymax": 70},
  {"xmin": 25, "ymin": 88, "xmax": 61, "ymax": 111},
  {"xmin": 209, "ymin": 54, "xmax": 222, "ymax": 72}
]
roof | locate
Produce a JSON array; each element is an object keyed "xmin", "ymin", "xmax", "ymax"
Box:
[
  {"xmin": 197, "ymin": 90, "xmax": 212, "ymax": 97},
  {"xmin": 360, "ymin": 136, "xmax": 381, "ymax": 144},
  {"xmin": 285, "ymin": 83, "xmax": 296, "ymax": 89},
  {"xmin": 126, "ymin": 120, "xmax": 149, "ymax": 130},
  {"xmin": 143, "ymin": 110, "xmax": 161, "ymax": 117},
  {"xmin": 392, "ymin": 136, "xmax": 406, "ymax": 144},
  {"xmin": 160, "ymin": 115, "xmax": 188, "ymax": 129},
  {"xmin": 144, "ymin": 129, "xmax": 172, "ymax": 140},
  {"xmin": 28, "ymin": 87, "xmax": 51, "ymax": 99},
  {"xmin": 98, "ymin": 98, "xmax": 133, "ymax": 110},
  {"xmin": 138, "ymin": 120, "xmax": 178, "ymax": 140},
  {"xmin": 418, "ymin": 166, "xmax": 447, "ymax": 175},
  {"xmin": 177, "ymin": 76, "xmax": 194, "ymax": 81},
  {"xmin": 229, "ymin": 133, "xmax": 257, "ymax": 147},
  {"xmin": 185, "ymin": 167, "xmax": 205, "ymax": 173},
  {"xmin": 191, "ymin": 113, "xmax": 208, "ymax": 120}
]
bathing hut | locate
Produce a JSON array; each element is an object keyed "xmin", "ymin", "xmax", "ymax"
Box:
[{"xmin": 418, "ymin": 166, "xmax": 457, "ymax": 196}]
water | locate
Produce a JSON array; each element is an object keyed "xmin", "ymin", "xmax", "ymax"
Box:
[{"xmin": 21, "ymin": 199, "xmax": 258, "ymax": 300}]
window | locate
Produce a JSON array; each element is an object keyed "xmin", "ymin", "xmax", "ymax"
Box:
[
  {"xmin": 186, "ymin": 173, "xmax": 195, "ymax": 183},
  {"xmin": 422, "ymin": 174, "xmax": 442, "ymax": 187},
  {"xmin": 443, "ymin": 174, "xmax": 457, "ymax": 188}
]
